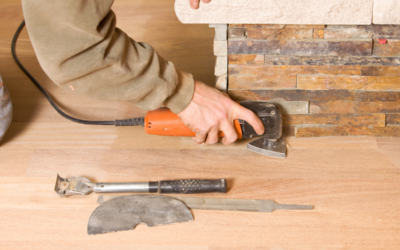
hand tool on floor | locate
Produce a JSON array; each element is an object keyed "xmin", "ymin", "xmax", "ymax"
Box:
[
  {"xmin": 90, "ymin": 195, "xmax": 314, "ymax": 235},
  {"xmin": 98, "ymin": 195, "xmax": 314, "ymax": 213},
  {"xmin": 13, "ymin": 21, "xmax": 286, "ymax": 159},
  {"xmin": 54, "ymin": 174, "xmax": 227, "ymax": 197},
  {"xmin": 88, "ymin": 195, "xmax": 193, "ymax": 235}
]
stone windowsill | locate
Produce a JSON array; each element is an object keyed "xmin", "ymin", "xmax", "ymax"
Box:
[{"xmin": 175, "ymin": 0, "xmax": 400, "ymax": 25}]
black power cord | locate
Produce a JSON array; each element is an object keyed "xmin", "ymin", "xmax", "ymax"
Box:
[{"xmin": 11, "ymin": 20, "xmax": 144, "ymax": 127}]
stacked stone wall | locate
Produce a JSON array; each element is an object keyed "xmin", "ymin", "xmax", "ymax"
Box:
[{"xmin": 228, "ymin": 24, "xmax": 400, "ymax": 137}]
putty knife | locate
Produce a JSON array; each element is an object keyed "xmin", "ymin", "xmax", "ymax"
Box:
[{"xmin": 90, "ymin": 195, "xmax": 314, "ymax": 235}]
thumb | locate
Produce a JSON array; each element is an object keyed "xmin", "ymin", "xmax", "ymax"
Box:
[
  {"xmin": 190, "ymin": 0, "xmax": 200, "ymax": 8},
  {"xmin": 234, "ymin": 105, "xmax": 265, "ymax": 135}
]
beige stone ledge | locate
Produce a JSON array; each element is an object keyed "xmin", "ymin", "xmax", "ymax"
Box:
[
  {"xmin": 373, "ymin": 0, "xmax": 400, "ymax": 25},
  {"xmin": 175, "ymin": 0, "xmax": 374, "ymax": 25}
]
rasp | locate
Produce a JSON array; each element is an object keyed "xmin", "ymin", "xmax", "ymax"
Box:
[{"xmin": 98, "ymin": 195, "xmax": 314, "ymax": 213}]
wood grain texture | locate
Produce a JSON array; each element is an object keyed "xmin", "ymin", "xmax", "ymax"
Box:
[{"xmin": 1, "ymin": 1, "xmax": 400, "ymax": 249}]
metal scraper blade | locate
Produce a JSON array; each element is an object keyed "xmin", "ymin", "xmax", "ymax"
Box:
[
  {"xmin": 98, "ymin": 196, "xmax": 313, "ymax": 213},
  {"xmin": 87, "ymin": 195, "xmax": 193, "ymax": 235},
  {"xmin": 246, "ymin": 137, "xmax": 287, "ymax": 158}
]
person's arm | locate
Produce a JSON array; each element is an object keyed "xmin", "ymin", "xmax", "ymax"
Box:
[
  {"xmin": 179, "ymin": 0, "xmax": 264, "ymax": 144},
  {"xmin": 21, "ymin": 0, "xmax": 193, "ymax": 114},
  {"xmin": 22, "ymin": 0, "xmax": 264, "ymax": 145}
]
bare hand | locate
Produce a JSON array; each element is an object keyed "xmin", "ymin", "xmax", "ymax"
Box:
[
  {"xmin": 190, "ymin": 0, "xmax": 211, "ymax": 9},
  {"xmin": 178, "ymin": 81, "xmax": 265, "ymax": 145}
]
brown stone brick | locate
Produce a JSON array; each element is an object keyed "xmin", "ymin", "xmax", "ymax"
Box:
[
  {"xmin": 229, "ymin": 24, "xmax": 286, "ymax": 29},
  {"xmin": 297, "ymin": 76, "xmax": 400, "ymax": 91},
  {"xmin": 228, "ymin": 55, "xmax": 264, "ymax": 65},
  {"xmin": 325, "ymin": 26, "xmax": 371, "ymax": 39},
  {"xmin": 228, "ymin": 28, "xmax": 247, "ymax": 40},
  {"xmin": 361, "ymin": 66, "xmax": 400, "ymax": 77},
  {"xmin": 325, "ymin": 25, "xmax": 400, "ymax": 39},
  {"xmin": 313, "ymin": 28, "xmax": 324, "ymax": 39},
  {"xmin": 247, "ymin": 28, "xmax": 313, "ymax": 40},
  {"xmin": 355, "ymin": 91, "xmax": 400, "ymax": 102},
  {"xmin": 229, "ymin": 65, "xmax": 361, "ymax": 76},
  {"xmin": 285, "ymin": 25, "xmax": 325, "ymax": 29},
  {"xmin": 296, "ymin": 126, "xmax": 400, "ymax": 137},
  {"xmin": 283, "ymin": 114, "xmax": 385, "ymax": 127},
  {"xmin": 367, "ymin": 25, "xmax": 400, "ymax": 39},
  {"xmin": 229, "ymin": 75, "xmax": 296, "ymax": 89},
  {"xmin": 228, "ymin": 89, "xmax": 354, "ymax": 102},
  {"xmin": 310, "ymin": 101, "xmax": 400, "ymax": 114},
  {"xmin": 272, "ymin": 101, "xmax": 309, "ymax": 115},
  {"xmin": 287, "ymin": 56, "xmax": 400, "ymax": 66},
  {"xmin": 387, "ymin": 114, "xmax": 400, "ymax": 125},
  {"xmin": 283, "ymin": 126, "xmax": 295, "ymax": 137},
  {"xmin": 228, "ymin": 40, "xmax": 372, "ymax": 56},
  {"xmin": 373, "ymin": 39, "xmax": 400, "ymax": 56},
  {"xmin": 264, "ymin": 56, "xmax": 292, "ymax": 66}
]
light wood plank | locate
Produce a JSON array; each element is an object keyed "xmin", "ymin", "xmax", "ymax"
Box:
[{"xmin": 0, "ymin": 0, "xmax": 399, "ymax": 249}]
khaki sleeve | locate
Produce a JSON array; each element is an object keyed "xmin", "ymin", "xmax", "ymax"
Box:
[{"xmin": 21, "ymin": 0, "xmax": 194, "ymax": 113}]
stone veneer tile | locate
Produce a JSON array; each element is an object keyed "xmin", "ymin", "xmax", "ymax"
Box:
[
  {"xmin": 228, "ymin": 40, "xmax": 372, "ymax": 56},
  {"xmin": 175, "ymin": 0, "xmax": 373, "ymax": 25},
  {"xmin": 373, "ymin": 0, "xmax": 400, "ymax": 24},
  {"xmin": 283, "ymin": 114, "xmax": 385, "ymax": 127},
  {"xmin": 296, "ymin": 126, "xmax": 400, "ymax": 137},
  {"xmin": 228, "ymin": 89, "xmax": 355, "ymax": 102}
]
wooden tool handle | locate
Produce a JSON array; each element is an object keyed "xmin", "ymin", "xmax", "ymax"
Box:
[{"xmin": 144, "ymin": 108, "xmax": 243, "ymax": 138}]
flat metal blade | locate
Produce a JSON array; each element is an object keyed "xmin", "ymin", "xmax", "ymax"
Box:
[
  {"xmin": 97, "ymin": 196, "xmax": 313, "ymax": 213},
  {"xmin": 177, "ymin": 197, "xmax": 313, "ymax": 213},
  {"xmin": 88, "ymin": 195, "xmax": 193, "ymax": 235},
  {"xmin": 247, "ymin": 137, "xmax": 287, "ymax": 158}
]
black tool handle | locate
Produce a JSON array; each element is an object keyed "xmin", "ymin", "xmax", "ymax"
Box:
[{"xmin": 151, "ymin": 179, "xmax": 227, "ymax": 194}]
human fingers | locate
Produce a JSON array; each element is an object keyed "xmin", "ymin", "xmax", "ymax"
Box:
[
  {"xmin": 234, "ymin": 105, "xmax": 265, "ymax": 135},
  {"xmin": 202, "ymin": 0, "xmax": 212, "ymax": 3},
  {"xmin": 219, "ymin": 121, "xmax": 238, "ymax": 146},
  {"xmin": 190, "ymin": 0, "xmax": 200, "ymax": 9},
  {"xmin": 193, "ymin": 131, "xmax": 208, "ymax": 144},
  {"xmin": 204, "ymin": 126, "xmax": 219, "ymax": 145}
]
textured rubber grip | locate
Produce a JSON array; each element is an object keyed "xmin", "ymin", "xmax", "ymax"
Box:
[
  {"xmin": 159, "ymin": 179, "xmax": 227, "ymax": 194},
  {"xmin": 115, "ymin": 117, "xmax": 144, "ymax": 127}
]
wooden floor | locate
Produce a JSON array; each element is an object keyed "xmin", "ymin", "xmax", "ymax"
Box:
[{"xmin": 1, "ymin": 1, "xmax": 400, "ymax": 249}]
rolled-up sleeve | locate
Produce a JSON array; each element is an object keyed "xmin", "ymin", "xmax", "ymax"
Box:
[{"xmin": 21, "ymin": 0, "xmax": 194, "ymax": 113}]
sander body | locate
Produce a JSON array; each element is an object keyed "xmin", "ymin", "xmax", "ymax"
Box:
[{"xmin": 126, "ymin": 102, "xmax": 286, "ymax": 158}]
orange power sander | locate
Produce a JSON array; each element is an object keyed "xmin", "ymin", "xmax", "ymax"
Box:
[{"xmin": 115, "ymin": 102, "xmax": 287, "ymax": 158}]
